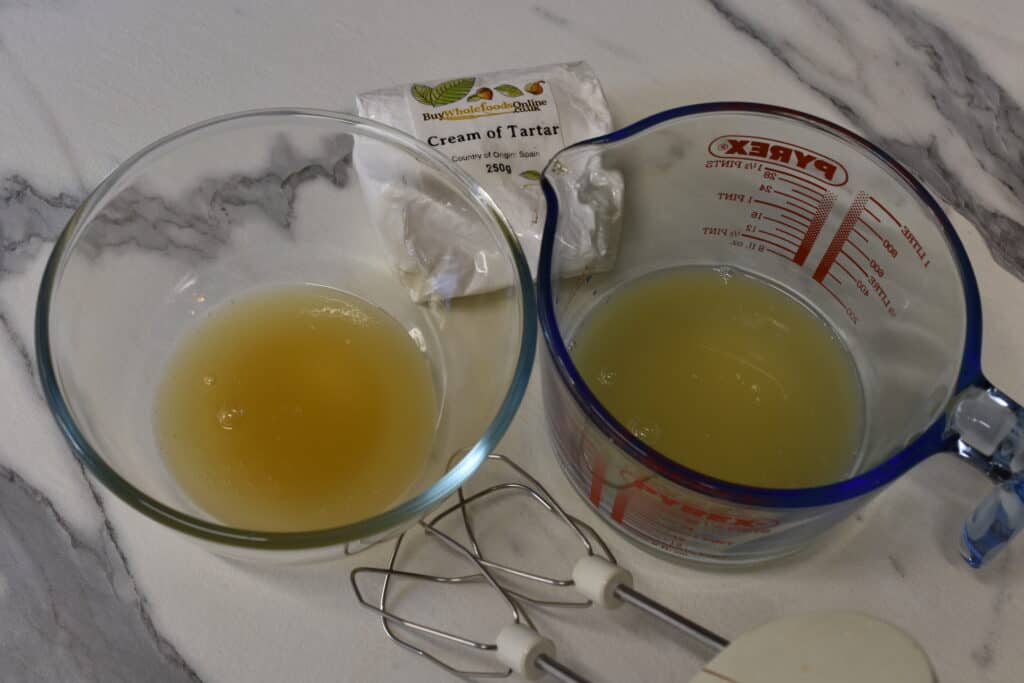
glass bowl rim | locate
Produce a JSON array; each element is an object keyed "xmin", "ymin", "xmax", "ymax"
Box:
[{"xmin": 35, "ymin": 107, "xmax": 538, "ymax": 549}]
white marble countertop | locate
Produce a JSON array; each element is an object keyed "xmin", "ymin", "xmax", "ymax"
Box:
[{"xmin": 2, "ymin": 1, "xmax": 1023, "ymax": 681}]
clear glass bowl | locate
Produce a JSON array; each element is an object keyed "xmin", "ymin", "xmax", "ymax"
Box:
[{"xmin": 36, "ymin": 109, "xmax": 536, "ymax": 560}]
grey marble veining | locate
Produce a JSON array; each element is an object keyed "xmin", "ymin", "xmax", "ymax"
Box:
[
  {"xmin": 1, "ymin": 134, "xmax": 356, "ymax": 273},
  {"xmin": 0, "ymin": 309, "xmax": 33, "ymax": 380},
  {"xmin": 0, "ymin": 175, "xmax": 78, "ymax": 384},
  {"xmin": 0, "ymin": 464, "xmax": 202, "ymax": 682},
  {"xmin": 1, "ymin": 1, "xmax": 1023, "ymax": 681},
  {"xmin": 0, "ymin": 175, "xmax": 79, "ymax": 279},
  {"xmin": 708, "ymin": 0, "xmax": 1024, "ymax": 280},
  {"xmin": 1, "ymin": 166, "xmax": 196, "ymax": 677},
  {"xmin": 971, "ymin": 577, "xmax": 1010, "ymax": 670},
  {"xmin": 0, "ymin": 132, "xmax": 354, "ymax": 682}
]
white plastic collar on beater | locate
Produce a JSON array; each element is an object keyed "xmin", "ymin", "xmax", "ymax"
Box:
[
  {"xmin": 572, "ymin": 555, "xmax": 634, "ymax": 608},
  {"xmin": 496, "ymin": 624, "xmax": 555, "ymax": 681}
]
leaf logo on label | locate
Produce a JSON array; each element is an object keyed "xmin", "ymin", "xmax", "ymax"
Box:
[
  {"xmin": 432, "ymin": 78, "xmax": 476, "ymax": 106},
  {"xmin": 411, "ymin": 84, "xmax": 434, "ymax": 106},
  {"xmin": 410, "ymin": 78, "xmax": 476, "ymax": 107},
  {"xmin": 519, "ymin": 170, "xmax": 542, "ymax": 181},
  {"xmin": 495, "ymin": 84, "xmax": 524, "ymax": 98}
]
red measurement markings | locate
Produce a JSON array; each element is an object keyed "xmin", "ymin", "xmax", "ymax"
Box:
[
  {"xmin": 846, "ymin": 237, "xmax": 871, "ymax": 261},
  {"xmin": 786, "ymin": 202, "xmax": 816, "ymax": 221},
  {"xmin": 869, "ymin": 197, "xmax": 901, "ymax": 227},
  {"xmin": 777, "ymin": 176, "xmax": 825, "ymax": 200},
  {"xmin": 773, "ymin": 190, "xmax": 818, "ymax": 212},
  {"xmin": 770, "ymin": 231, "xmax": 803, "ymax": 249},
  {"xmin": 766, "ymin": 249, "xmax": 792, "ymax": 260},
  {"xmin": 773, "ymin": 226, "xmax": 804, "ymax": 242},
  {"xmin": 863, "ymin": 205, "xmax": 880, "ymax": 222},
  {"xmin": 765, "ymin": 166, "xmax": 829, "ymax": 193},
  {"xmin": 611, "ymin": 486, "xmax": 631, "ymax": 522},
  {"xmin": 784, "ymin": 202, "xmax": 815, "ymax": 221},
  {"xmin": 839, "ymin": 250, "xmax": 869, "ymax": 278},
  {"xmin": 590, "ymin": 458, "xmax": 607, "ymax": 505},
  {"xmin": 793, "ymin": 191, "xmax": 836, "ymax": 266},
  {"xmin": 835, "ymin": 260, "xmax": 857, "ymax": 281},
  {"xmin": 851, "ymin": 227, "xmax": 868, "ymax": 242},
  {"xmin": 829, "ymin": 273, "xmax": 841, "ymax": 284},
  {"xmin": 821, "ymin": 283, "xmax": 848, "ymax": 312},
  {"xmin": 813, "ymin": 191, "xmax": 868, "ymax": 283},
  {"xmin": 789, "ymin": 186, "xmax": 823, "ymax": 203},
  {"xmin": 858, "ymin": 217, "xmax": 883, "ymax": 241},
  {"xmin": 748, "ymin": 234, "xmax": 797, "ymax": 254},
  {"xmin": 766, "ymin": 216, "xmax": 807, "ymax": 235},
  {"xmin": 753, "ymin": 199, "xmax": 813, "ymax": 224}
]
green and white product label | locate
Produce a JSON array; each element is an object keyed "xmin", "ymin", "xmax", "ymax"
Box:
[
  {"xmin": 405, "ymin": 75, "xmax": 564, "ymax": 226},
  {"xmin": 356, "ymin": 62, "xmax": 620, "ymax": 300}
]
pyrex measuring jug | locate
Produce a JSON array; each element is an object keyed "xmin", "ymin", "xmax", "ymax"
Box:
[{"xmin": 538, "ymin": 102, "xmax": 1024, "ymax": 566}]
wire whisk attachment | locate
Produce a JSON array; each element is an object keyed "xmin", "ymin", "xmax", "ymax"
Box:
[{"xmin": 351, "ymin": 454, "xmax": 729, "ymax": 681}]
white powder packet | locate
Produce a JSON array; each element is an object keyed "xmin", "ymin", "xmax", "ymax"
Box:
[{"xmin": 355, "ymin": 61, "xmax": 622, "ymax": 300}]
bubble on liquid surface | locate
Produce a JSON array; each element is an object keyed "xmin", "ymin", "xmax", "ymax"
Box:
[
  {"xmin": 202, "ymin": 375, "xmax": 216, "ymax": 387},
  {"xmin": 408, "ymin": 327, "xmax": 426, "ymax": 352},
  {"xmin": 307, "ymin": 301, "xmax": 370, "ymax": 326},
  {"xmin": 217, "ymin": 407, "xmax": 246, "ymax": 430},
  {"xmin": 713, "ymin": 266, "xmax": 734, "ymax": 283},
  {"xmin": 598, "ymin": 369, "xmax": 617, "ymax": 385},
  {"xmin": 628, "ymin": 418, "xmax": 661, "ymax": 444}
]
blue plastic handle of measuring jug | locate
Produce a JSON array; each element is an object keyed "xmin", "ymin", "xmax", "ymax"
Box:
[{"xmin": 951, "ymin": 386, "xmax": 1024, "ymax": 568}]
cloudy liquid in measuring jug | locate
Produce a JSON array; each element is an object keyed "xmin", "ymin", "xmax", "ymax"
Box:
[
  {"xmin": 572, "ymin": 268, "xmax": 862, "ymax": 488},
  {"xmin": 154, "ymin": 285, "xmax": 437, "ymax": 531}
]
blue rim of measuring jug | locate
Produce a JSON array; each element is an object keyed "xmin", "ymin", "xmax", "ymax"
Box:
[{"xmin": 537, "ymin": 101, "xmax": 984, "ymax": 509}]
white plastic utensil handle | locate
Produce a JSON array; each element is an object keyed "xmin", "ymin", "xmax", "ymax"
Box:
[{"xmin": 688, "ymin": 611, "xmax": 934, "ymax": 683}]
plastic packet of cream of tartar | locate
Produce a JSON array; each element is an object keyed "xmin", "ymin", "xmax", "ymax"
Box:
[{"xmin": 354, "ymin": 61, "xmax": 623, "ymax": 301}]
